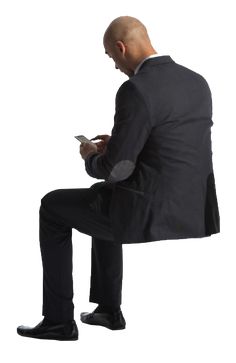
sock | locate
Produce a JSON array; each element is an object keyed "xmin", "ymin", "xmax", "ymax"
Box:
[{"xmin": 94, "ymin": 304, "xmax": 121, "ymax": 314}]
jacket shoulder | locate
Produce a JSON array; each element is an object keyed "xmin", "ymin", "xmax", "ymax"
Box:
[
  {"xmin": 115, "ymin": 79, "xmax": 150, "ymax": 114},
  {"xmin": 174, "ymin": 62, "xmax": 212, "ymax": 89},
  {"xmin": 116, "ymin": 79, "xmax": 142, "ymax": 99}
]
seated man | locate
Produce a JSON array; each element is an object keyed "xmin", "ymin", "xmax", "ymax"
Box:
[{"xmin": 17, "ymin": 15, "xmax": 220, "ymax": 341}]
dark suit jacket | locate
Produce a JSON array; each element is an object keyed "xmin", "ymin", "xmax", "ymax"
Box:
[{"xmin": 85, "ymin": 55, "xmax": 220, "ymax": 244}]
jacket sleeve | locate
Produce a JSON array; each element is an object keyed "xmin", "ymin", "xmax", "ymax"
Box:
[{"xmin": 84, "ymin": 80, "xmax": 152, "ymax": 182}]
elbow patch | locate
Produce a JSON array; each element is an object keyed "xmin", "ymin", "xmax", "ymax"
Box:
[{"xmin": 107, "ymin": 160, "xmax": 135, "ymax": 182}]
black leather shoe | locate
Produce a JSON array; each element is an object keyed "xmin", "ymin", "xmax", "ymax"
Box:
[
  {"xmin": 80, "ymin": 309, "xmax": 126, "ymax": 330},
  {"xmin": 17, "ymin": 318, "xmax": 79, "ymax": 341}
]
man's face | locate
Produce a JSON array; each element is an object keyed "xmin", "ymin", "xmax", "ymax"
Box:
[{"xmin": 104, "ymin": 41, "xmax": 134, "ymax": 78}]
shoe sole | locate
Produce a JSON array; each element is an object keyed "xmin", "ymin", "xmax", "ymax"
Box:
[
  {"xmin": 17, "ymin": 330, "xmax": 78, "ymax": 341},
  {"xmin": 80, "ymin": 318, "xmax": 126, "ymax": 330}
]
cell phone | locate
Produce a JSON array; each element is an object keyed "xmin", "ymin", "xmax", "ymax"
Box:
[{"xmin": 74, "ymin": 135, "xmax": 94, "ymax": 145}]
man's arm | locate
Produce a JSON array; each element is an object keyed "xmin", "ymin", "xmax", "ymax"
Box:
[{"xmin": 85, "ymin": 80, "xmax": 152, "ymax": 182}]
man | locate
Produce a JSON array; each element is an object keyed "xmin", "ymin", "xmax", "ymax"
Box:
[{"xmin": 17, "ymin": 15, "xmax": 220, "ymax": 341}]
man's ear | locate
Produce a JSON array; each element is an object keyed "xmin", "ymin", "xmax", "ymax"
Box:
[{"xmin": 116, "ymin": 40, "xmax": 126, "ymax": 54}]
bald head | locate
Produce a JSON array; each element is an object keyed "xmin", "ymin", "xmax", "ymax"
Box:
[
  {"xmin": 103, "ymin": 16, "xmax": 157, "ymax": 78},
  {"xmin": 103, "ymin": 16, "xmax": 151, "ymax": 48}
]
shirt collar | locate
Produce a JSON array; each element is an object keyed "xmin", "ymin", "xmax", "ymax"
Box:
[{"xmin": 134, "ymin": 53, "xmax": 162, "ymax": 75}]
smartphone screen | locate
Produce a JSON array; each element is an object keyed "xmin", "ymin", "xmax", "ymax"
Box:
[{"xmin": 74, "ymin": 135, "xmax": 94, "ymax": 144}]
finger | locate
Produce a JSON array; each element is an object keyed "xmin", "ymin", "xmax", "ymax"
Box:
[{"xmin": 90, "ymin": 135, "xmax": 104, "ymax": 141}]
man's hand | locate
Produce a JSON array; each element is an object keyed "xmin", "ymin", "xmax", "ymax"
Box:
[
  {"xmin": 90, "ymin": 134, "xmax": 111, "ymax": 154},
  {"xmin": 80, "ymin": 142, "xmax": 98, "ymax": 160}
]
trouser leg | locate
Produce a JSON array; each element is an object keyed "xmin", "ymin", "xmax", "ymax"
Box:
[
  {"xmin": 39, "ymin": 203, "xmax": 74, "ymax": 323},
  {"xmin": 38, "ymin": 187, "xmax": 122, "ymax": 322},
  {"xmin": 89, "ymin": 237, "xmax": 123, "ymax": 306}
]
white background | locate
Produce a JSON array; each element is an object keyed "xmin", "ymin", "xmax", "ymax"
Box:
[{"xmin": 0, "ymin": 0, "xmax": 235, "ymax": 362}]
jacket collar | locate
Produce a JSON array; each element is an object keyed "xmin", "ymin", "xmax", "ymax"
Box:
[
  {"xmin": 134, "ymin": 54, "xmax": 162, "ymax": 75},
  {"xmin": 135, "ymin": 55, "xmax": 175, "ymax": 74}
]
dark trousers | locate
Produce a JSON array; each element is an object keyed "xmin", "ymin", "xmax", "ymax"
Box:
[{"xmin": 39, "ymin": 186, "xmax": 123, "ymax": 323}]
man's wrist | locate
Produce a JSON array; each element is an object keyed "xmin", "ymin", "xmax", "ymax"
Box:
[{"xmin": 84, "ymin": 151, "xmax": 100, "ymax": 160}]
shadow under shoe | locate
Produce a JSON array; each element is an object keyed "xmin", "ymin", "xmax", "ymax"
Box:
[
  {"xmin": 17, "ymin": 318, "xmax": 79, "ymax": 341},
  {"xmin": 80, "ymin": 309, "xmax": 126, "ymax": 330}
]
